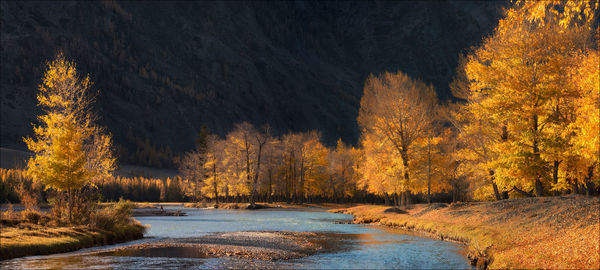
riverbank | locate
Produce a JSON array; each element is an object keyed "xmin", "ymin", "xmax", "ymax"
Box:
[
  {"xmin": 0, "ymin": 222, "xmax": 145, "ymax": 260},
  {"xmin": 1, "ymin": 200, "xmax": 146, "ymax": 260},
  {"xmin": 132, "ymin": 208, "xmax": 187, "ymax": 216},
  {"xmin": 332, "ymin": 195, "xmax": 599, "ymax": 269},
  {"xmin": 183, "ymin": 201, "xmax": 356, "ymax": 210}
]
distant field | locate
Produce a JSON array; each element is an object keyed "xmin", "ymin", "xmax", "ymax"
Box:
[{"xmin": 0, "ymin": 147, "xmax": 177, "ymax": 179}]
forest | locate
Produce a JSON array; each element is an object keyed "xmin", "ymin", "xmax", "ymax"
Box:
[{"xmin": 0, "ymin": 1, "xmax": 598, "ymax": 209}]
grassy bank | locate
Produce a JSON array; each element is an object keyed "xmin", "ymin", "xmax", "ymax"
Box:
[
  {"xmin": 0, "ymin": 222, "xmax": 144, "ymax": 260},
  {"xmin": 332, "ymin": 196, "xmax": 599, "ymax": 269},
  {"xmin": 1, "ymin": 200, "xmax": 146, "ymax": 260}
]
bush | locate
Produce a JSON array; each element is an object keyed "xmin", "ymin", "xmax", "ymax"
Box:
[
  {"xmin": 21, "ymin": 209, "xmax": 42, "ymax": 224},
  {"xmin": 90, "ymin": 199, "xmax": 142, "ymax": 232},
  {"xmin": 0, "ymin": 204, "xmax": 18, "ymax": 220},
  {"xmin": 47, "ymin": 187, "xmax": 101, "ymax": 225},
  {"xmin": 90, "ymin": 210, "xmax": 113, "ymax": 230}
]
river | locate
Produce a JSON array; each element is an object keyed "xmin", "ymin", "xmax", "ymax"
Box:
[{"xmin": 1, "ymin": 206, "xmax": 473, "ymax": 269}]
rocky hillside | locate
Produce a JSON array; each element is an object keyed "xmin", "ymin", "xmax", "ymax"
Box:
[{"xmin": 0, "ymin": 1, "xmax": 504, "ymax": 166}]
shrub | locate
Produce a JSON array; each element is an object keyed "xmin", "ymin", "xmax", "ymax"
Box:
[
  {"xmin": 90, "ymin": 199, "xmax": 143, "ymax": 233},
  {"xmin": 21, "ymin": 209, "xmax": 42, "ymax": 224},
  {"xmin": 90, "ymin": 209, "xmax": 114, "ymax": 230},
  {"xmin": 0, "ymin": 204, "xmax": 18, "ymax": 220},
  {"xmin": 47, "ymin": 186, "xmax": 101, "ymax": 225}
]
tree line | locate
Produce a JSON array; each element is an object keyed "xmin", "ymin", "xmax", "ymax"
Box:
[
  {"xmin": 356, "ymin": 1, "xmax": 599, "ymax": 205},
  {"xmin": 178, "ymin": 1, "xmax": 599, "ymax": 206},
  {"xmin": 179, "ymin": 125, "xmax": 365, "ymax": 205}
]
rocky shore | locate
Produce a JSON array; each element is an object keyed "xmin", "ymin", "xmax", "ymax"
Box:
[{"xmin": 99, "ymin": 231, "xmax": 349, "ymax": 261}]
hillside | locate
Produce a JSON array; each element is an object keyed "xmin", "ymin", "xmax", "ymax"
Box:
[
  {"xmin": 0, "ymin": 1, "xmax": 504, "ymax": 165},
  {"xmin": 0, "ymin": 147, "xmax": 176, "ymax": 179}
]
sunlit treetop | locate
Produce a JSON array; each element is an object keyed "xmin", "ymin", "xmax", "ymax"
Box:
[
  {"xmin": 25, "ymin": 52, "xmax": 115, "ymax": 193},
  {"xmin": 509, "ymin": 0, "xmax": 599, "ymax": 29},
  {"xmin": 38, "ymin": 52, "xmax": 95, "ymax": 119}
]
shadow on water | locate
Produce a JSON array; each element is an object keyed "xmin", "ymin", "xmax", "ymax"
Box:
[{"xmin": 101, "ymin": 246, "xmax": 213, "ymax": 259}]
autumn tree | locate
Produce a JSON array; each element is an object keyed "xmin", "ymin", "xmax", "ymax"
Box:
[
  {"xmin": 223, "ymin": 122, "xmax": 273, "ymax": 205},
  {"xmin": 358, "ymin": 132, "xmax": 404, "ymax": 206},
  {"xmin": 179, "ymin": 133, "xmax": 225, "ymax": 202},
  {"xmin": 435, "ymin": 128, "xmax": 472, "ymax": 202},
  {"xmin": 301, "ymin": 133, "xmax": 329, "ymax": 202},
  {"xmin": 223, "ymin": 124, "xmax": 252, "ymax": 201},
  {"xmin": 464, "ymin": 0, "xmax": 597, "ymax": 196},
  {"xmin": 201, "ymin": 135, "xmax": 227, "ymax": 203},
  {"xmin": 260, "ymin": 138, "xmax": 283, "ymax": 203},
  {"xmin": 564, "ymin": 47, "xmax": 600, "ymax": 194},
  {"xmin": 326, "ymin": 139, "xmax": 361, "ymax": 202},
  {"xmin": 357, "ymin": 71, "xmax": 438, "ymax": 206},
  {"xmin": 447, "ymin": 54, "xmax": 506, "ymax": 200},
  {"xmin": 24, "ymin": 52, "xmax": 115, "ymax": 223},
  {"xmin": 178, "ymin": 150, "xmax": 205, "ymax": 201}
]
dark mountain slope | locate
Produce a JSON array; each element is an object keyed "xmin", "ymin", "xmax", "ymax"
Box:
[{"xmin": 0, "ymin": 1, "xmax": 504, "ymax": 166}]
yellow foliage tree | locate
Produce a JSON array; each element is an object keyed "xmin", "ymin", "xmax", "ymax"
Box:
[
  {"xmin": 24, "ymin": 52, "xmax": 115, "ymax": 223},
  {"xmin": 325, "ymin": 139, "xmax": 361, "ymax": 201},
  {"xmin": 302, "ymin": 136, "xmax": 329, "ymax": 199},
  {"xmin": 561, "ymin": 48, "xmax": 600, "ymax": 193},
  {"xmin": 201, "ymin": 135, "xmax": 227, "ymax": 203},
  {"xmin": 465, "ymin": 1, "xmax": 596, "ymax": 196},
  {"xmin": 357, "ymin": 71, "xmax": 437, "ymax": 205}
]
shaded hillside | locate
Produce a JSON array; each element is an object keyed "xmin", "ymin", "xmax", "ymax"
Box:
[{"xmin": 0, "ymin": 1, "xmax": 504, "ymax": 165}]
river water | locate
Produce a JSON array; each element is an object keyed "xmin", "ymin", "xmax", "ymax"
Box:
[{"xmin": 1, "ymin": 206, "xmax": 473, "ymax": 269}]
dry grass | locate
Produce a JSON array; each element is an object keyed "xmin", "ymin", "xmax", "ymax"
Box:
[
  {"xmin": 0, "ymin": 200, "xmax": 146, "ymax": 260},
  {"xmin": 332, "ymin": 196, "xmax": 599, "ymax": 269},
  {"xmin": 0, "ymin": 223, "xmax": 141, "ymax": 260}
]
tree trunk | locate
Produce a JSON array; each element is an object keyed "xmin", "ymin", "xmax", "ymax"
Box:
[
  {"xmin": 268, "ymin": 169, "xmax": 273, "ymax": 203},
  {"xmin": 492, "ymin": 181, "xmax": 501, "ymax": 200},
  {"xmin": 532, "ymin": 114, "xmax": 544, "ymax": 197},
  {"xmin": 213, "ymin": 163, "xmax": 219, "ymax": 204},
  {"xmin": 489, "ymin": 170, "xmax": 502, "ymax": 201},
  {"xmin": 225, "ymin": 186, "xmax": 229, "ymax": 203},
  {"xmin": 427, "ymin": 137, "xmax": 432, "ymax": 204},
  {"xmin": 68, "ymin": 189, "xmax": 73, "ymax": 224},
  {"xmin": 299, "ymin": 156, "xmax": 305, "ymax": 205},
  {"xmin": 585, "ymin": 165, "xmax": 596, "ymax": 196},
  {"xmin": 250, "ymin": 143, "xmax": 264, "ymax": 207},
  {"xmin": 400, "ymin": 149, "xmax": 411, "ymax": 206},
  {"xmin": 535, "ymin": 179, "xmax": 544, "ymax": 197},
  {"xmin": 552, "ymin": 160, "xmax": 561, "ymax": 196}
]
